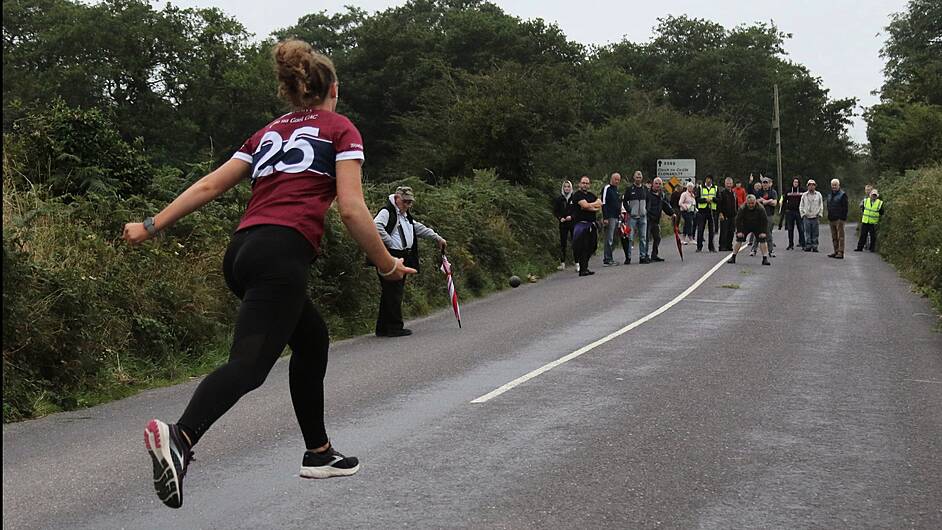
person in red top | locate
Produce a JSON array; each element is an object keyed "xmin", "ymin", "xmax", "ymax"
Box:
[
  {"xmin": 733, "ymin": 180, "xmax": 747, "ymax": 208},
  {"xmin": 123, "ymin": 39, "xmax": 414, "ymax": 509}
]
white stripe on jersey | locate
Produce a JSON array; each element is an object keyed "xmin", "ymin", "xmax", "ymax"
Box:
[{"xmin": 336, "ymin": 151, "xmax": 365, "ymax": 162}]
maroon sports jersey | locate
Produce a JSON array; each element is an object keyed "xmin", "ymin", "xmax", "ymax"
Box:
[{"xmin": 232, "ymin": 109, "xmax": 364, "ymax": 251}]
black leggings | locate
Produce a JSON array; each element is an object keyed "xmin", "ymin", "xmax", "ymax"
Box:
[{"xmin": 178, "ymin": 225, "xmax": 329, "ymax": 450}]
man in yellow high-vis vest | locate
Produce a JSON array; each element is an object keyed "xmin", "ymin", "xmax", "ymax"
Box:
[
  {"xmin": 696, "ymin": 175, "xmax": 718, "ymax": 252},
  {"xmin": 855, "ymin": 189, "xmax": 884, "ymax": 252}
]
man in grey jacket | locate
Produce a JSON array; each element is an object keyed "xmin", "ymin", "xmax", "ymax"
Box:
[
  {"xmin": 799, "ymin": 179, "xmax": 824, "ymax": 253},
  {"xmin": 373, "ymin": 186, "xmax": 447, "ymax": 337},
  {"xmin": 621, "ymin": 171, "xmax": 649, "ymax": 264}
]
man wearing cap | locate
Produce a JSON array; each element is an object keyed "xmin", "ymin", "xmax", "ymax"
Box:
[
  {"xmin": 855, "ymin": 189, "xmax": 884, "ymax": 252},
  {"xmin": 799, "ymin": 179, "xmax": 824, "ymax": 252},
  {"xmin": 373, "ymin": 186, "xmax": 447, "ymax": 337}
]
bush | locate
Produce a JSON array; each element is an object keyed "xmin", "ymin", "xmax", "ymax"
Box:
[
  {"xmin": 877, "ymin": 164, "xmax": 942, "ymax": 312},
  {"xmin": 2, "ymin": 163, "xmax": 559, "ymax": 421}
]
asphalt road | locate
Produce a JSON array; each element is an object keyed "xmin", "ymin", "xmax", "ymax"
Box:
[{"xmin": 4, "ymin": 224, "xmax": 941, "ymax": 529}]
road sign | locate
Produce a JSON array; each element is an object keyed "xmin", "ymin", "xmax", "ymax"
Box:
[{"xmin": 657, "ymin": 159, "xmax": 696, "ymax": 182}]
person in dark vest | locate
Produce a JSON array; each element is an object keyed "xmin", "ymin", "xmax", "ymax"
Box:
[{"xmin": 373, "ymin": 186, "xmax": 446, "ymax": 337}]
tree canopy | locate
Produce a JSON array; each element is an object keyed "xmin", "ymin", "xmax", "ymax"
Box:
[{"xmin": 3, "ymin": 0, "xmax": 857, "ymax": 190}]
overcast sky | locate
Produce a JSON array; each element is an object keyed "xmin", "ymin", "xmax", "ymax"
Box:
[{"xmin": 170, "ymin": 0, "xmax": 908, "ymax": 144}]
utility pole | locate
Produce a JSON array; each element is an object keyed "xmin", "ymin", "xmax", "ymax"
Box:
[{"xmin": 773, "ymin": 84, "xmax": 783, "ymax": 195}]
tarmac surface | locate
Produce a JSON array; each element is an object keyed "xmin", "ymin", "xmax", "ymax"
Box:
[{"xmin": 4, "ymin": 223, "xmax": 941, "ymax": 529}]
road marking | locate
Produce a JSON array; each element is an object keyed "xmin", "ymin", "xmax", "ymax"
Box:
[
  {"xmin": 907, "ymin": 379, "xmax": 941, "ymax": 384},
  {"xmin": 471, "ymin": 248, "xmax": 742, "ymax": 403}
]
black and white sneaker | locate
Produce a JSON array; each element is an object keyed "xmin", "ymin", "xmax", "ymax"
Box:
[
  {"xmin": 299, "ymin": 446, "xmax": 360, "ymax": 479},
  {"xmin": 144, "ymin": 419, "xmax": 193, "ymax": 509}
]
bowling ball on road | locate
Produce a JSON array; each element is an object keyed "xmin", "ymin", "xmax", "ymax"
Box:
[{"xmin": 509, "ymin": 275, "xmax": 522, "ymax": 288}]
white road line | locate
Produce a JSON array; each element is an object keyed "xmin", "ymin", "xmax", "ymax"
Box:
[{"xmin": 470, "ymin": 247, "xmax": 743, "ymax": 404}]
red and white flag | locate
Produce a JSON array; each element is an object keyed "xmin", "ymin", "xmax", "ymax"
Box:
[{"xmin": 440, "ymin": 254, "xmax": 462, "ymax": 328}]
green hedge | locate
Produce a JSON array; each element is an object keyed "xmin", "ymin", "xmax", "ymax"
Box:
[
  {"xmin": 2, "ymin": 164, "xmax": 557, "ymax": 421},
  {"xmin": 877, "ymin": 164, "xmax": 942, "ymax": 314}
]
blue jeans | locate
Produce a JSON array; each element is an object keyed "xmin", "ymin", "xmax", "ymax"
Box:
[
  {"xmin": 627, "ymin": 216, "xmax": 648, "ymax": 259},
  {"xmin": 803, "ymin": 218, "xmax": 819, "ymax": 249},
  {"xmin": 603, "ymin": 217, "xmax": 618, "ymax": 263}
]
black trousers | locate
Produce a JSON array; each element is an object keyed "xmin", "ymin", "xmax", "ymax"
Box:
[
  {"xmin": 559, "ymin": 221, "xmax": 572, "ymax": 262},
  {"xmin": 697, "ymin": 209, "xmax": 716, "ymax": 250},
  {"xmin": 178, "ymin": 225, "xmax": 329, "ymax": 450},
  {"xmin": 719, "ymin": 215, "xmax": 736, "ymax": 250},
  {"xmin": 573, "ymin": 222, "xmax": 598, "ymax": 271},
  {"xmin": 785, "ymin": 210, "xmax": 805, "ymax": 248},
  {"xmin": 647, "ymin": 216, "xmax": 662, "ymax": 258},
  {"xmin": 857, "ymin": 224, "xmax": 878, "ymax": 251},
  {"xmin": 376, "ymin": 275, "xmax": 407, "ymax": 333}
]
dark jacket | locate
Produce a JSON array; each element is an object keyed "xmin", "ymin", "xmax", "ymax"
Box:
[
  {"xmin": 784, "ymin": 186, "xmax": 804, "ymax": 212},
  {"xmin": 717, "ymin": 187, "xmax": 738, "ymax": 218},
  {"xmin": 669, "ymin": 188, "xmax": 683, "ymax": 212},
  {"xmin": 622, "ymin": 185, "xmax": 648, "ymax": 217},
  {"xmin": 646, "ymin": 189, "xmax": 674, "ymax": 220},
  {"xmin": 553, "ymin": 194, "xmax": 574, "ymax": 221},
  {"xmin": 827, "ymin": 190, "xmax": 849, "ymax": 221},
  {"xmin": 601, "ymin": 183, "xmax": 622, "ymax": 219},
  {"xmin": 735, "ymin": 204, "xmax": 769, "ymax": 233}
]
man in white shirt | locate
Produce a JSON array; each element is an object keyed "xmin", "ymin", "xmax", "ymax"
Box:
[
  {"xmin": 799, "ymin": 179, "xmax": 824, "ymax": 253},
  {"xmin": 373, "ymin": 186, "xmax": 447, "ymax": 337}
]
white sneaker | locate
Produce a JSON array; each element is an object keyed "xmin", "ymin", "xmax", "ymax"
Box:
[{"xmin": 576, "ymin": 263, "xmax": 581, "ymax": 273}]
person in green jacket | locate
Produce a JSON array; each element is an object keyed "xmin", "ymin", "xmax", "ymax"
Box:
[{"xmin": 855, "ymin": 189, "xmax": 885, "ymax": 252}]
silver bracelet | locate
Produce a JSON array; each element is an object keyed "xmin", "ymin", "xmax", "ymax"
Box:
[{"xmin": 378, "ymin": 260, "xmax": 398, "ymax": 277}]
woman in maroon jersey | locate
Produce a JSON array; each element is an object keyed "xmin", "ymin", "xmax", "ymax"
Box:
[{"xmin": 123, "ymin": 39, "xmax": 413, "ymax": 509}]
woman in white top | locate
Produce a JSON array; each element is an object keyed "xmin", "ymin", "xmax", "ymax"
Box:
[{"xmin": 679, "ymin": 182, "xmax": 698, "ymax": 244}]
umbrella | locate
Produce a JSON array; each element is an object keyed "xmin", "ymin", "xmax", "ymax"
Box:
[
  {"xmin": 673, "ymin": 218, "xmax": 684, "ymax": 262},
  {"xmin": 440, "ymin": 253, "xmax": 462, "ymax": 328}
]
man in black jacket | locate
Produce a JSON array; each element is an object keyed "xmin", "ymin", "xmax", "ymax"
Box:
[
  {"xmin": 646, "ymin": 177, "xmax": 677, "ymax": 262},
  {"xmin": 781, "ymin": 177, "xmax": 805, "ymax": 250},
  {"xmin": 727, "ymin": 195, "xmax": 771, "ymax": 266},
  {"xmin": 716, "ymin": 177, "xmax": 738, "ymax": 251},
  {"xmin": 827, "ymin": 178, "xmax": 849, "ymax": 259}
]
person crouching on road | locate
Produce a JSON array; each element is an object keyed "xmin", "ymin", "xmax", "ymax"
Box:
[
  {"xmin": 727, "ymin": 195, "xmax": 771, "ymax": 266},
  {"xmin": 856, "ymin": 189, "xmax": 884, "ymax": 252},
  {"xmin": 572, "ymin": 175, "xmax": 602, "ymax": 276},
  {"xmin": 646, "ymin": 177, "xmax": 677, "ymax": 262},
  {"xmin": 373, "ymin": 186, "xmax": 447, "ymax": 337},
  {"xmin": 601, "ymin": 172, "xmax": 623, "ymax": 266},
  {"xmin": 553, "ymin": 180, "xmax": 575, "ymax": 270},
  {"xmin": 799, "ymin": 179, "xmax": 824, "ymax": 252},
  {"xmin": 827, "ymin": 178, "xmax": 849, "ymax": 259}
]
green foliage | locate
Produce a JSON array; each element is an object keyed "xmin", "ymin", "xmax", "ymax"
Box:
[
  {"xmin": 4, "ymin": 100, "xmax": 153, "ymax": 196},
  {"xmin": 866, "ymin": 0, "xmax": 942, "ymax": 172},
  {"xmin": 2, "ymin": 0, "xmax": 867, "ymax": 420},
  {"xmin": 876, "ymin": 165, "xmax": 942, "ymax": 312}
]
